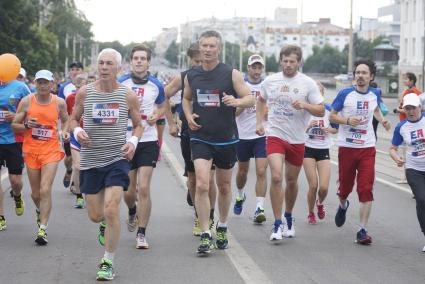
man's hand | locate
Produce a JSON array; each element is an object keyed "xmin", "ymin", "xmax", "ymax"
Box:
[
  {"xmin": 222, "ymin": 93, "xmax": 239, "ymax": 107},
  {"xmin": 4, "ymin": 111, "xmax": 15, "ymax": 122},
  {"xmin": 292, "ymin": 100, "xmax": 305, "ymax": 110},
  {"xmin": 121, "ymin": 142, "xmax": 136, "ymax": 160},
  {"xmin": 62, "ymin": 131, "xmax": 70, "ymax": 143},
  {"xmin": 347, "ymin": 116, "xmax": 361, "ymax": 127},
  {"xmin": 77, "ymin": 130, "xmax": 90, "ymax": 147},
  {"xmin": 394, "ymin": 155, "xmax": 405, "ymax": 167},
  {"xmin": 256, "ymin": 123, "xmax": 265, "ymax": 136},
  {"xmin": 382, "ymin": 119, "xmax": 391, "ymax": 131},
  {"xmin": 187, "ymin": 113, "xmax": 201, "ymax": 131},
  {"xmin": 147, "ymin": 113, "xmax": 158, "ymax": 126},
  {"xmin": 168, "ymin": 122, "xmax": 179, "ymax": 137}
]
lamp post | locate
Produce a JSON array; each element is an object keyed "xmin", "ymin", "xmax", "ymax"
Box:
[{"xmin": 348, "ymin": 0, "xmax": 354, "ymax": 73}]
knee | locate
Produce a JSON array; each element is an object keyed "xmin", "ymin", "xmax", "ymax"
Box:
[
  {"xmin": 88, "ymin": 210, "xmax": 104, "ymax": 223},
  {"xmin": 238, "ymin": 168, "xmax": 249, "ymax": 177},
  {"xmin": 318, "ymin": 185, "xmax": 328, "ymax": 193},
  {"xmin": 358, "ymin": 190, "xmax": 373, "ymax": 203},
  {"xmin": 216, "ymin": 181, "xmax": 231, "ymax": 193},
  {"xmin": 286, "ymin": 176, "xmax": 298, "ymax": 188},
  {"xmin": 271, "ymin": 172, "xmax": 283, "ymax": 185},
  {"xmin": 256, "ymin": 168, "xmax": 267, "ymax": 180},
  {"xmin": 196, "ymin": 180, "xmax": 209, "ymax": 194},
  {"xmin": 103, "ymin": 203, "xmax": 119, "ymax": 220},
  {"xmin": 138, "ymin": 186, "xmax": 150, "ymax": 200},
  {"xmin": 72, "ymin": 163, "xmax": 80, "ymax": 172},
  {"xmin": 10, "ymin": 178, "xmax": 22, "ymax": 190},
  {"xmin": 39, "ymin": 188, "xmax": 51, "ymax": 200}
]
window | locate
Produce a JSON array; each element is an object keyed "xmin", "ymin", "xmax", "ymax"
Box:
[
  {"xmin": 413, "ymin": 1, "xmax": 416, "ymax": 21},
  {"xmin": 405, "ymin": 2, "xmax": 409, "ymax": 22},
  {"xmin": 293, "ymin": 37, "xmax": 297, "ymax": 40},
  {"xmin": 413, "ymin": 38, "xmax": 416, "ymax": 57},
  {"xmin": 422, "ymin": 37, "xmax": 424, "ymax": 58},
  {"xmin": 405, "ymin": 38, "xmax": 408, "ymax": 58}
]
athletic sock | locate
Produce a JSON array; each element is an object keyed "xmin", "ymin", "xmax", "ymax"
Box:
[
  {"xmin": 209, "ymin": 209, "xmax": 215, "ymax": 220},
  {"xmin": 104, "ymin": 251, "xmax": 114, "ymax": 263},
  {"xmin": 137, "ymin": 227, "xmax": 146, "ymax": 235},
  {"xmin": 129, "ymin": 205, "xmax": 137, "ymax": 216},
  {"xmin": 284, "ymin": 212, "xmax": 292, "ymax": 229},
  {"xmin": 237, "ymin": 189, "xmax": 245, "ymax": 199},
  {"xmin": 217, "ymin": 222, "xmax": 227, "ymax": 228},
  {"xmin": 256, "ymin": 197, "xmax": 264, "ymax": 209}
]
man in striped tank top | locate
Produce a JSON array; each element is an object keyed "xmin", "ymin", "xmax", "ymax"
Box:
[
  {"xmin": 70, "ymin": 49, "xmax": 142, "ymax": 281},
  {"xmin": 12, "ymin": 70, "xmax": 70, "ymax": 246}
]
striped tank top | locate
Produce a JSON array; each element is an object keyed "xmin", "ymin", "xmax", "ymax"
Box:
[{"xmin": 80, "ymin": 83, "xmax": 129, "ymax": 170}]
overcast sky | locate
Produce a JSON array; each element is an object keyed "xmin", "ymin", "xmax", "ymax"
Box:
[{"xmin": 74, "ymin": 0, "xmax": 394, "ymax": 44}]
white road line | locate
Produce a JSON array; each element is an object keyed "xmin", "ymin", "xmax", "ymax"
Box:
[
  {"xmin": 330, "ymin": 160, "xmax": 411, "ymax": 194},
  {"xmin": 161, "ymin": 142, "xmax": 272, "ymax": 284}
]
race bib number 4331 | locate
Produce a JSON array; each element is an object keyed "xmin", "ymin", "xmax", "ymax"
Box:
[
  {"xmin": 197, "ymin": 89, "xmax": 221, "ymax": 107},
  {"xmin": 92, "ymin": 103, "xmax": 120, "ymax": 124}
]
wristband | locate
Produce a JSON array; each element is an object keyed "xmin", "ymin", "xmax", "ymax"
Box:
[
  {"xmin": 73, "ymin": 127, "xmax": 84, "ymax": 141},
  {"xmin": 24, "ymin": 120, "xmax": 29, "ymax": 129},
  {"xmin": 346, "ymin": 117, "xmax": 350, "ymax": 125},
  {"xmin": 128, "ymin": 136, "xmax": 139, "ymax": 149}
]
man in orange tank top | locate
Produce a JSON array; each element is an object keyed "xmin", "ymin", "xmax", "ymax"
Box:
[{"xmin": 12, "ymin": 70, "xmax": 69, "ymax": 246}]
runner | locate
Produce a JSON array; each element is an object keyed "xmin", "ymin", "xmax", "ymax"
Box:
[
  {"xmin": 390, "ymin": 93, "xmax": 425, "ymax": 252},
  {"xmin": 182, "ymin": 30, "xmax": 254, "ymax": 254},
  {"xmin": 165, "ymin": 43, "xmax": 217, "ymax": 236},
  {"xmin": 0, "ymin": 76, "xmax": 30, "ymax": 231},
  {"xmin": 233, "ymin": 54, "xmax": 268, "ymax": 224},
  {"xmin": 65, "ymin": 73, "xmax": 88, "ymax": 209},
  {"xmin": 119, "ymin": 44, "xmax": 165, "ymax": 249},
  {"xmin": 70, "ymin": 48, "xmax": 142, "ymax": 280},
  {"xmin": 303, "ymin": 82, "xmax": 338, "ymax": 225},
  {"xmin": 256, "ymin": 45, "xmax": 324, "ymax": 241},
  {"xmin": 12, "ymin": 69, "xmax": 69, "ymax": 245},
  {"xmin": 58, "ymin": 61, "xmax": 84, "ymax": 189},
  {"xmin": 329, "ymin": 59, "xmax": 390, "ymax": 245}
]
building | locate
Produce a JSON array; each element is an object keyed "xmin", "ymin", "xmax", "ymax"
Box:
[
  {"xmin": 399, "ymin": 0, "xmax": 425, "ymax": 91},
  {"xmin": 274, "ymin": 7, "xmax": 297, "ymax": 24},
  {"xmin": 155, "ymin": 27, "xmax": 178, "ymax": 57}
]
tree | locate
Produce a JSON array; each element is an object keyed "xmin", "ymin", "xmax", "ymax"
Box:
[
  {"xmin": 266, "ymin": 55, "xmax": 279, "ymax": 73},
  {"xmin": 303, "ymin": 44, "xmax": 347, "ymax": 74},
  {"xmin": 165, "ymin": 41, "xmax": 179, "ymax": 66}
]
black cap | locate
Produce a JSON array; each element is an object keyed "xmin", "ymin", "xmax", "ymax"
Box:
[{"xmin": 69, "ymin": 61, "xmax": 84, "ymax": 69}]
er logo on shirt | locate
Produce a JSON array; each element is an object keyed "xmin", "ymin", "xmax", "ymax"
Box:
[
  {"xmin": 411, "ymin": 129, "xmax": 424, "ymax": 140},
  {"xmin": 357, "ymin": 101, "xmax": 369, "ymax": 110}
]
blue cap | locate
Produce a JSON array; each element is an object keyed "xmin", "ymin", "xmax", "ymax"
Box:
[{"xmin": 35, "ymin": 70, "xmax": 54, "ymax": 81}]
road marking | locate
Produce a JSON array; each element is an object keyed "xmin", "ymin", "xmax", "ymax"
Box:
[
  {"xmin": 330, "ymin": 161, "xmax": 411, "ymax": 194},
  {"xmin": 161, "ymin": 142, "xmax": 272, "ymax": 284}
]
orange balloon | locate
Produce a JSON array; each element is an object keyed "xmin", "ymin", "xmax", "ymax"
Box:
[{"xmin": 0, "ymin": 53, "xmax": 21, "ymax": 83}]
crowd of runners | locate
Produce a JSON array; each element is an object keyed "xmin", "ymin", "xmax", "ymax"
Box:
[{"xmin": 1, "ymin": 29, "xmax": 425, "ymax": 281}]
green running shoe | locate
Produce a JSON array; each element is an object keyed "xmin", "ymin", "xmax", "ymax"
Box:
[
  {"xmin": 192, "ymin": 218, "xmax": 201, "ymax": 236},
  {"xmin": 216, "ymin": 226, "xmax": 229, "ymax": 249},
  {"xmin": 74, "ymin": 197, "xmax": 85, "ymax": 209},
  {"xmin": 253, "ymin": 208, "xmax": 266, "ymax": 224},
  {"xmin": 197, "ymin": 232, "xmax": 214, "ymax": 255},
  {"xmin": 36, "ymin": 209, "xmax": 41, "ymax": 228},
  {"xmin": 14, "ymin": 195, "xmax": 25, "ymax": 216},
  {"xmin": 96, "ymin": 258, "xmax": 114, "ymax": 281},
  {"xmin": 98, "ymin": 221, "xmax": 106, "ymax": 246},
  {"xmin": 35, "ymin": 228, "xmax": 48, "ymax": 245},
  {"xmin": 0, "ymin": 216, "xmax": 6, "ymax": 231}
]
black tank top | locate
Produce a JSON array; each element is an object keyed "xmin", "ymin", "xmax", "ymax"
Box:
[{"xmin": 187, "ymin": 62, "xmax": 238, "ymax": 144}]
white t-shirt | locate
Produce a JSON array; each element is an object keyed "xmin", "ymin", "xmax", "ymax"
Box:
[
  {"xmin": 119, "ymin": 74, "xmax": 165, "ymax": 142},
  {"xmin": 332, "ymin": 86, "xmax": 381, "ymax": 148},
  {"xmin": 392, "ymin": 115, "xmax": 425, "ymax": 171},
  {"xmin": 260, "ymin": 72, "xmax": 323, "ymax": 144},
  {"xmin": 236, "ymin": 78, "xmax": 264, "ymax": 140},
  {"xmin": 305, "ymin": 104, "xmax": 338, "ymax": 149}
]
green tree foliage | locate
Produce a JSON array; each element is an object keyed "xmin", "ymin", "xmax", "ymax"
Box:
[
  {"xmin": 165, "ymin": 41, "xmax": 179, "ymax": 66},
  {"xmin": 303, "ymin": 44, "xmax": 347, "ymax": 74},
  {"xmin": 266, "ymin": 55, "xmax": 280, "ymax": 73}
]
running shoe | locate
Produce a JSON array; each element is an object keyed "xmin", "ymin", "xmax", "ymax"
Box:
[
  {"xmin": 136, "ymin": 233, "xmax": 149, "ymax": 249},
  {"xmin": 193, "ymin": 218, "xmax": 201, "ymax": 236},
  {"xmin": 270, "ymin": 222, "xmax": 283, "ymax": 241},
  {"xmin": 308, "ymin": 212, "xmax": 316, "ymax": 225},
  {"xmin": 209, "ymin": 218, "xmax": 215, "ymax": 235},
  {"xmin": 197, "ymin": 232, "xmax": 214, "ymax": 255},
  {"xmin": 126, "ymin": 214, "xmax": 137, "ymax": 232},
  {"xmin": 233, "ymin": 193, "xmax": 246, "ymax": 215},
  {"xmin": 0, "ymin": 216, "xmax": 6, "ymax": 231},
  {"xmin": 335, "ymin": 200, "xmax": 350, "ymax": 227},
  {"xmin": 98, "ymin": 222, "xmax": 106, "ymax": 246},
  {"xmin": 216, "ymin": 226, "xmax": 228, "ymax": 249},
  {"xmin": 35, "ymin": 228, "xmax": 48, "ymax": 245},
  {"xmin": 253, "ymin": 207, "xmax": 266, "ymax": 224},
  {"xmin": 283, "ymin": 217, "xmax": 295, "ymax": 238},
  {"xmin": 14, "ymin": 195, "xmax": 25, "ymax": 216},
  {"xmin": 316, "ymin": 200, "xmax": 325, "ymax": 220},
  {"xmin": 356, "ymin": 228, "xmax": 372, "ymax": 245},
  {"xmin": 422, "ymin": 245, "xmax": 425, "ymax": 253},
  {"xmin": 74, "ymin": 197, "xmax": 84, "ymax": 209},
  {"xmin": 96, "ymin": 258, "xmax": 114, "ymax": 281},
  {"xmin": 186, "ymin": 190, "xmax": 193, "ymax": 206},
  {"xmin": 36, "ymin": 209, "xmax": 40, "ymax": 228},
  {"xmin": 63, "ymin": 170, "xmax": 72, "ymax": 188}
]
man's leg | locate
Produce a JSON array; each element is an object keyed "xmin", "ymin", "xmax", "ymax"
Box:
[
  {"xmin": 70, "ymin": 149, "xmax": 83, "ymax": 208},
  {"xmin": 208, "ymin": 169, "xmax": 217, "ymax": 226},
  {"xmin": 316, "ymin": 158, "xmax": 330, "ymax": 220},
  {"xmin": 215, "ymin": 167, "xmax": 233, "ymax": 249},
  {"xmin": 234, "ymin": 161, "xmax": 249, "ymax": 215},
  {"xmin": 0, "ymin": 179, "xmax": 5, "ymax": 230},
  {"xmin": 27, "ymin": 167, "xmax": 41, "ymax": 214},
  {"xmin": 103, "ymin": 187, "xmax": 123, "ymax": 255},
  {"xmin": 38, "ymin": 162, "xmax": 60, "ymax": 226},
  {"xmin": 124, "ymin": 170, "xmax": 138, "ymax": 232},
  {"xmin": 268, "ymin": 154, "xmax": 284, "ymax": 221},
  {"xmin": 406, "ymin": 169, "xmax": 425, "ymax": 239},
  {"xmin": 283, "ymin": 161, "xmax": 302, "ymax": 237},
  {"xmin": 194, "ymin": 158, "xmax": 213, "ymax": 232},
  {"xmin": 63, "ymin": 144, "xmax": 73, "ymax": 188},
  {"xmin": 303, "ymin": 157, "xmax": 318, "ymax": 223},
  {"xmin": 135, "ymin": 166, "xmax": 154, "ymax": 249}
]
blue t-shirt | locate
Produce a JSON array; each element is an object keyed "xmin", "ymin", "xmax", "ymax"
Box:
[{"xmin": 0, "ymin": 80, "xmax": 31, "ymax": 144}]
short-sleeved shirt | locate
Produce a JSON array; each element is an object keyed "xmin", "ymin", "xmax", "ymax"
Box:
[
  {"xmin": 0, "ymin": 80, "xmax": 30, "ymax": 144},
  {"xmin": 58, "ymin": 80, "xmax": 76, "ymax": 100},
  {"xmin": 399, "ymin": 87, "xmax": 422, "ymax": 121},
  {"xmin": 236, "ymin": 78, "xmax": 264, "ymax": 140},
  {"xmin": 305, "ymin": 104, "xmax": 338, "ymax": 149},
  {"xmin": 392, "ymin": 115, "xmax": 425, "ymax": 171},
  {"xmin": 119, "ymin": 74, "xmax": 165, "ymax": 142},
  {"xmin": 332, "ymin": 86, "xmax": 381, "ymax": 148},
  {"xmin": 260, "ymin": 72, "xmax": 323, "ymax": 144}
]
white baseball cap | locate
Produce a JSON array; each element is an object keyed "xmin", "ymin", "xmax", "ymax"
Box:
[
  {"xmin": 247, "ymin": 54, "xmax": 265, "ymax": 66},
  {"xmin": 19, "ymin": 68, "xmax": 26, "ymax": 78},
  {"xmin": 402, "ymin": 93, "xmax": 421, "ymax": 108},
  {"xmin": 35, "ymin": 70, "xmax": 54, "ymax": 81}
]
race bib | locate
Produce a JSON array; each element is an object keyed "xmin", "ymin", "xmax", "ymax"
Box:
[
  {"xmin": 197, "ymin": 89, "xmax": 220, "ymax": 107},
  {"xmin": 0, "ymin": 110, "xmax": 6, "ymax": 122},
  {"xmin": 346, "ymin": 128, "xmax": 367, "ymax": 145},
  {"xmin": 92, "ymin": 103, "xmax": 119, "ymax": 124},
  {"xmin": 31, "ymin": 125, "xmax": 53, "ymax": 141}
]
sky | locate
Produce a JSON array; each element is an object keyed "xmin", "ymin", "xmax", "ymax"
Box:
[{"xmin": 74, "ymin": 0, "xmax": 394, "ymax": 44}]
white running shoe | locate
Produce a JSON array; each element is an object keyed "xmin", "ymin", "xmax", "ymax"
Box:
[
  {"xmin": 270, "ymin": 224, "xmax": 283, "ymax": 241},
  {"xmin": 422, "ymin": 245, "xmax": 425, "ymax": 253},
  {"xmin": 127, "ymin": 214, "xmax": 137, "ymax": 232},
  {"xmin": 136, "ymin": 233, "xmax": 149, "ymax": 249},
  {"xmin": 282, "ymin": 218, "xmax": 295, "ymax": 238}
]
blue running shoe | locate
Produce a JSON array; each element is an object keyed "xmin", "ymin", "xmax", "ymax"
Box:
[
  {"xmin": 233, "ymin": 194, "xmax": 246, "ymax": 215},
  {"xmin": 335, "ymin": 200, "xmax": 350, "ymax": 227},
  {"xmin": 356, "ymin": 228, "xmax": 372, "ymax": 245}
]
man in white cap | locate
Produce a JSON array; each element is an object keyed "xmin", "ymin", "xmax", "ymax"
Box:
[
  {"xmin": 16, "ymin": 68, "xmax": 26, "ymax": 82},
  {"xmin": 12, "ymin": 70, "xmax": 69, "ymax": 245},
  {"xmin": 233, "ymin": 54, "xmax": 268, "ymax": 224}
]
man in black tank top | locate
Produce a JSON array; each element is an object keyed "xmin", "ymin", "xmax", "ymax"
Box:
[
  {"xmin": 182, "ymin": 30, "xmax": 254, "ymax": 255},
  {"xmin": 165, "ymin": 43, "xmax": 218, "ymax": 237}
]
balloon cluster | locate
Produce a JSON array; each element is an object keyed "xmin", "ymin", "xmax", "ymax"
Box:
[{"xmin": 0, "ymin": 54, "xmax": 21, "ymax": 83}]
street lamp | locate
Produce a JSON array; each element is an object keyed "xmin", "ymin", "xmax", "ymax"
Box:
[{"xmin": 348, "ymin": 0, "xmax": 354, "ymax": 73}]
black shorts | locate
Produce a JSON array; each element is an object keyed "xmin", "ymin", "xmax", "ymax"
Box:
[
  {"xmin": 304, "ymin": 146, "xmax": 330, "ymax": 161},
  {"xmin": 190, "ymin": 140, "xmax": 236, "ymax": 170},
  {"xmin": 180, "ymin": 134, "xmax": 195, "ymax": 173},
  {"xmin": 130, "ymin": 141, "xmax": 159, "ymax": 170},
  {"xmin": 0, "ymin": 143, "xmax": 24, "ymax": 175},
  {"xmin": 80, "ymin": 159, "xmax": 131, "ymax": 194},
  {"xmin": 64, "ymin": 141, "xmax": 72, "ymax": 157},
  {"xmin": 156, "ymin": 118, "xmax": 166, "ymax": 126}
]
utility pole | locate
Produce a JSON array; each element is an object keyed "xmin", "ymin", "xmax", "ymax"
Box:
[{"xmin": 348, "ymin": 0, "xmax": 354, "ymax": 73}]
